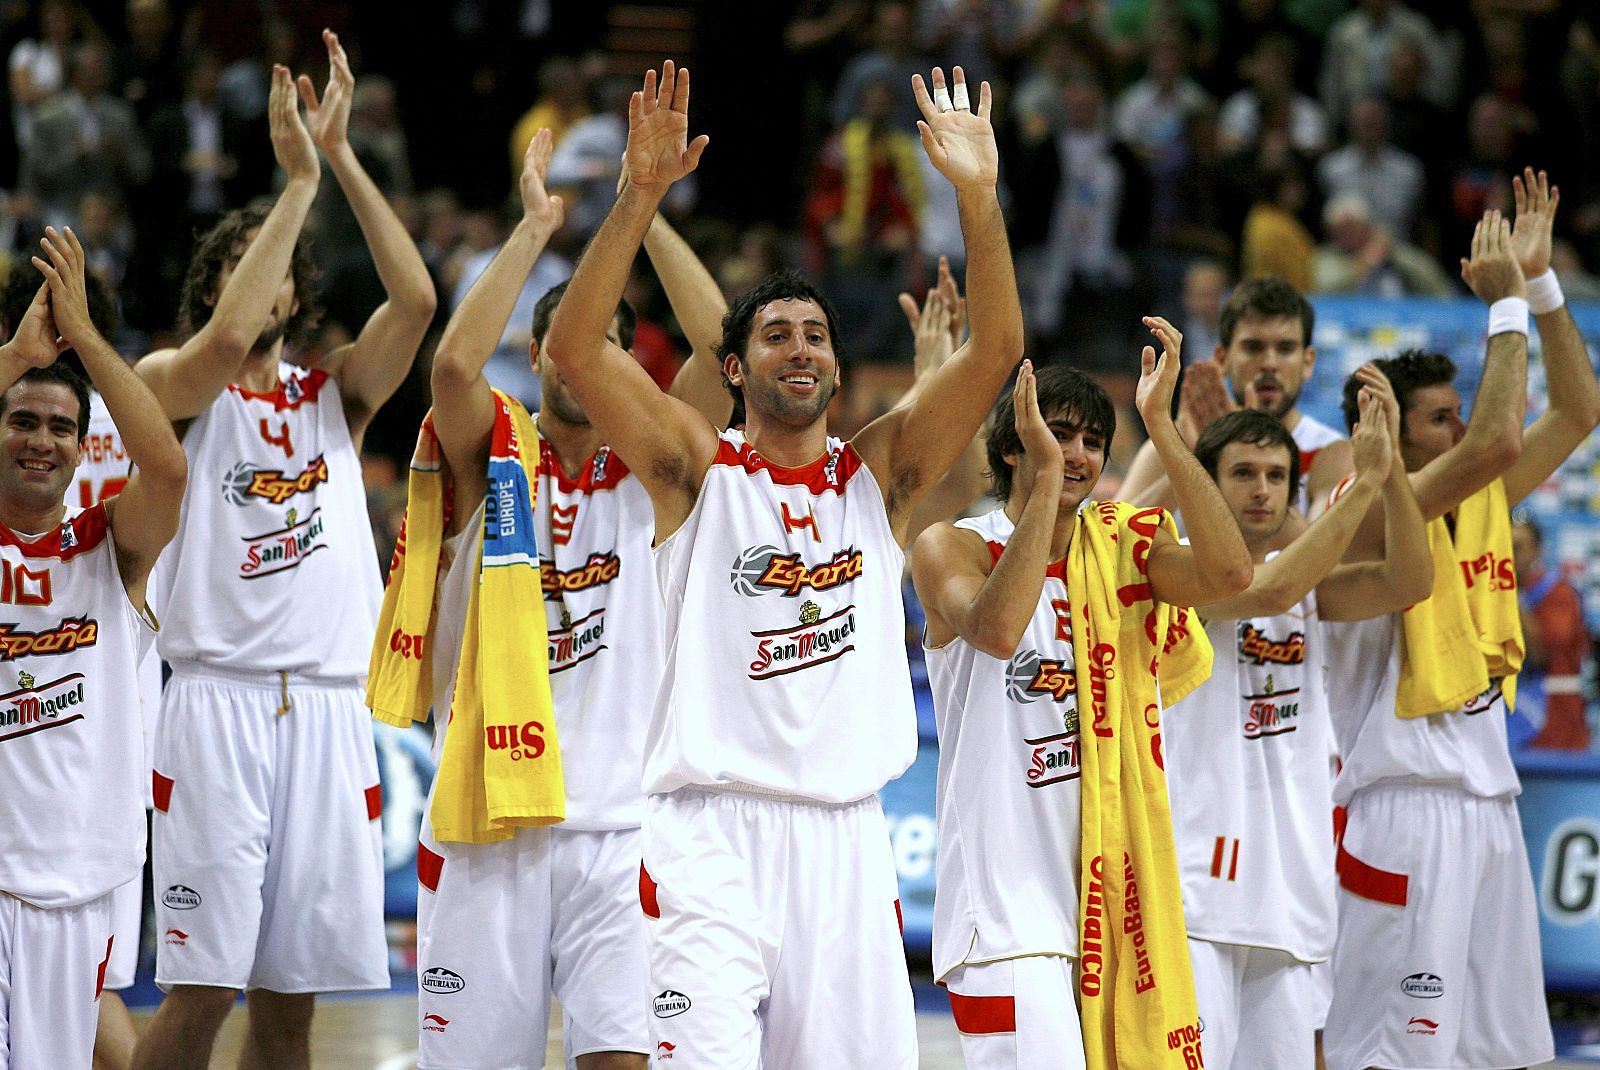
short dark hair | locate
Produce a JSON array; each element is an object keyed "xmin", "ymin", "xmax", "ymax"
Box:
[
  {"xmin": 714, "ymin": 270, "xmax": 843, "ymax": 406},
  {"xmin": 0, "ymin": 364, "xmax": 91, "ymax": 442},
  {"xmin": 1193, "ymin": 410, "xmax": 1301, "ymax": 505},
  {"xmin": 178, "ymin": 201, "xmax": 322, "ymax": 347},
  {"xmin": 2, "ymin": 261, "xmax": 118, "ymax": 342},
  {"xmin": 985, "ymin": 365, "xmax": 1116, "ymax": 503},
  {"xmin": 1340, "ymin": 349, "xmax": 1456, "ymax": 435},
  {"xmin": 1218, "ymin": 277, "xmax": 1314, "ymax": 349},
  {"xmin": 531, "ymin": 280, "xmax": 636, "ymax": 351}
]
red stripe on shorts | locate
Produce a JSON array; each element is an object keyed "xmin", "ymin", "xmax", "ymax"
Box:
[
  {"xmin": 640, "ymin": 863, "xmax": 661, "ymax": 919},
  {"xmin": 365, "ymin": 783, "xmax": 383, "ymax": 821},
  {"xmin": 417, "ymin": 844, "xmax": 444, "ymax": 893},
  {"xmin": 152, "ymin": 771, "xmax": 174, "ymax": 813},
  {"xmin": 947, "ymin": 991, "xmax": 1017, "ymax": 1035},
  {"xmin": 1336, "ymin": 841, "xmax": 1409, "ymax": 906},
  {"xmin": 95, "ymin": 936, "xmax": 113, "ymax": 997}
]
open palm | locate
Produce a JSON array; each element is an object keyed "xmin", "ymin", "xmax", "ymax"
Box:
[
  {"xmin": 298, "ymin": 29, "xmax": 353, "ymax": 155},
  {"xmin": 912, "ymin": 67, "xmax": 998, "ymax": 190},
  {"xmin": 9, "ymin": 282, "xmax": 63, "ymax": 368},
  {"xmin": 1509, "ymin": 166, "xmax": 1558, "ymax": 279},
  {"xmin": 625, "ymin": 61, "xmax": 709, "ymax": 193}
]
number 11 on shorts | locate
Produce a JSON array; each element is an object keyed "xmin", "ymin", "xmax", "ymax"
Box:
[{"xmin": 1210, "ymin": 835, "xmax": 1240, "ymax": 881}]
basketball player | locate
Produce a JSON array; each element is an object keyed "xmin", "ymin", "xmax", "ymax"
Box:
[
  {"xmin": 913, "ymin": 341, "xmax": 1252, "ymax": 1068},
  {"xmin": 416, "ymin": 129, "xmax": 728, "ymax": 1070},
  {"xmin": 543, "ymin": 61, "xmax": 1021, "ymax": 1065},
  {"xmin": 0, "ymin": 226, "xmax": 187, "ymax": 1069},
  {"xmin": 1122, "ymin": 277, "xmax": 1352, "ymax": 518},
  {"xmin": 1322, "ymin": 175, "xmax": 1600, "ymax": 1070},
  {"xmin": 1164, "ymin": 376, "xmax": 1430, "ymax": 1070},
  {"xmin": 131, "ymin": 34, "xmax": 437, "ymax": 1070}
]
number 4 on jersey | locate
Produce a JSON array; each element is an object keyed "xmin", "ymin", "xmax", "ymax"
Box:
[{"xmin": 259, "ymin": 419, "xmax": 294, "ymax": 458}]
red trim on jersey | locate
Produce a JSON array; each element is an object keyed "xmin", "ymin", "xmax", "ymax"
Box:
[
  {"xmin": 947, "ymin": 991, "xmax": 1017, "ymax": 1035},
  {"xmin": 364, "ymin": 783, "xmax": 383, "ymax": 821},
  {"xmin": 152, "ymin": 770, "xmax": 174, "ymax": 813},
  {"xmin": 895, "ymin": 898, "xmax": 903, "ymax": 934},
  {"xmin": 1299, "ymin": 447, "xmax": 1320, "ymax": 475},
  {"xmin": 1333, "ymin": 803, "xmax": 1347, "ymax": 846},
  {"xmin": 0, "ymin": 504, "xmax": 111, "ymax": 560},
  {"xmin": 417, "ymin": 843, "xmax": 444, "ymax": 893},
  {"xmin": 985, "ymin": 539, "xmax": 1069, "ymax": 581},
  {"xmin": 1336, "ymin": 841, "xmax": 1408, "ymax": 906},
  {"xmin": 539, "ymin": 440, "xmax": 631, "ymax": 493},
  {"xmin": 227, "ymin": 369, "xmax": 328, "ymax": 411},
  {"xmin": 710, "ymin": 437, "xmax": 864, "ymax": 494},
  {"xmin": 640, "ymin": 863, "xmax": 661, "ymax": 919},
  {"xmin": 95, "ymin": 936, "xmax": 113, "ymax": 998}
]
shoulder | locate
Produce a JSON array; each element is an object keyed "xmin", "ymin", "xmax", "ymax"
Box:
[{"xmin": 913, "ymin": 520, "xmax": 992, "ymax": 577}]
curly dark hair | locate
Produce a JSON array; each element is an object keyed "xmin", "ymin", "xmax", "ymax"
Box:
[
  {"xmin": 177, "ymin": 200, "xmax": 322, "ymax": 348},
  {"xmin": 1193, "ymin": 410, "xmax": 1302, "ymax": 505},
  {"xmin": 714, "ymin": 269, "xmax": 843, "ymax": 407},
  {"xmin": 985, "ymin": 365, "xmax": 1116, "ymax": 503},
  {"xmin": 1340, "ymin": 348, "xmax": 1456, "ymax": 436}
]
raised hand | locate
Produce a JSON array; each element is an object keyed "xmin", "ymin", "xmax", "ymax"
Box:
[
  {"xmin": 1175, "ymin": 359, "xmax": 1236, "ymax": 445},
  {"xmin": 5, "ymin": 281, "xmax": 64, "ymax": 368},
  {"xmin": 298, "ymin": 28, "xmax": 354, "ymax": 157},
  {"xmin": 269, "ymin": 63, "xmax": 320, "ymax": 183},
  {"xmin": 1135, "ymin": 315, "xmax": 1183, "ymax": 427},
  {"xmin": 1509, "ymin": 166, "xmax": 1559, "ymax": 279},
  {"xmin": 1014, "ymin": 359, "xmax": 1062, "ymax": 477},
  {"xmin": 625, "ymin": 60, "xmax": 709, "ymax": 195},
  {"xmin": 1349, "ymin": 385, "xmax": 1393, "ymax": 484},
  {"xmin": 32, "ymin": 226, "xmax": 101, "ymax": 351},
  {"xmin": 911, "ymin": 66, "xmax": 998, "ymax": 192},
  {"xmin": 1352, "ymin": 362, "xmax": 1401, "ymax": 445},
  {"xmin": 1460, "ymin": 210, "xmax": 1526, "ymax": 304},
  {"xmin": 519, "ymin": 128, "xmax": 565, "ymax": 236}
]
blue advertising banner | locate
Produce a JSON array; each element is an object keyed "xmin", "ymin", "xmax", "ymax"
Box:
[{"xmin": 1516, "ymin": 751, "xmax": 1600, "ymax": 993}]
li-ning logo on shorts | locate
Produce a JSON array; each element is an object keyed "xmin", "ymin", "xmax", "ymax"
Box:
[
  {"xmin": 653, "ymin": 990, "xmax": 692, "ymax": 1018},
  {"xmin": 221, "ymin": 455, "xmax": 329, "ymax": 506},
  {"xmin": 1407, "ymin": 1017, "xmax": 1439, "ymax": 1036},
  {"xmin": 422, "ymin": 1014, "xmax": 449, "ymax": 1033},
  {"xmin": 420, "ymin": 967, "xmax": 466, "ymax": 994},
  {"xmin": 729, "ymin": 545, "xmax": 863, "ymax": 597},
  {"xmin": 162, "ymin": 885, "xmax": 201, "ymax": 910},
  {"xmin": 1401, "ymin": 973, "xmax": 1444, "ymax": 998}
]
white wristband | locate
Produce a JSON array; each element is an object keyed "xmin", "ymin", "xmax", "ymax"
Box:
[
  {"xmin": 1487, "ymin": 296, "xmax": 1530, "ymax": 337},
  {"xmin": 1525, "ymin": 269, "xmax": 1565, "ymax": 315}
]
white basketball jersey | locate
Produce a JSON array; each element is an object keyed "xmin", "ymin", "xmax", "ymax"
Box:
[
  {"xmin": 426, "ymin": 442, "xmax": 660, "ymax": 830},
  {"xmin": 1324, "ymin": 612, "xmax": 1519, "ymax": 804},
  {"xmin": 1165, "ymin": 581, "xmax": 1336, "ymax": 963},
  {"xmin": 925, "ymin": 509, "xmax": 1082, "ymax": 981},
  {"xmin": 0, "ymin": 506, "xmax": 153, "ymax": 907},
  {"xmin": 155, "ymin": 366, "xmax": 382, "ymax": 677},
  {"xmin": 647, "ymin": 429, "xmax": 916, "ymax": 802},
  {"xmin": 1290, "ymin": 412, "xmax": 1344, "ymax": 515},
  {"xmin": 70, "ymin": 390, "xmax": 162, "ymax": 804}
]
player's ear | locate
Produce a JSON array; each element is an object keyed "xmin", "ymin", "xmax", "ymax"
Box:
[{"xmin": 723, "ymin": 352, "xmax": 744, "ymax": 386}]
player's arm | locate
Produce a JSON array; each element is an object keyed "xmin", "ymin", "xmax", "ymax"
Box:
[
  {"xmin": 853, "ymin": 67, "xmax": 1023, "ymax": 545},
  {"xmin": 543, "ymin": 62, "xmax": 718, "ymax": 536},
  {"xmin": 1407, "ymin": 211, "xmax": 1527, "ymax": 520},
  {"xmin": 431, "ymin": 130, "xmax": 566, "ymax": 520},
  {"xmin": 1141, "ymin": 319, "xmax": 1254, "ymax": 607},
  {"xmin": 1499, "ymin": 169, "xmax": 1600, "ymax": 506},
  {"xmin": 136, "ymin": 66, "xmax": 321, "ymax": 420},
  {"xmin": 643, "ymin": 209, "xmax": 733, "ymax": 426},
  {"xmin": 912, "ymin": 362, "xmax": 1059, "ymax": 657},
  {"xmin": 300, "ymin": 31, "xmax": 437, "ymax": 442},
  {"xmin": 1303, "ymin": 438, "xmax": 1353, "ymax": 519},
  {"xmin": 36, "ymin": 228, "xmax": 186, "ymax": 598},
  {"xmin": 1118, "ymin": 358, "xmax": 1233, "ymax": 510}
]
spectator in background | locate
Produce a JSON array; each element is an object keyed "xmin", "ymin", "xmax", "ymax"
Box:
[
  {"xmin": 1552, "ymin": 238, "xmax": 1600, "ymax": 302},
  {"xmin": 117, "ymin": 0, "xmax": 182, "ymax": 120},
  {"xmin": 1319, "ymin": 0, "xmax": 1447, "ymax": 126},
  {"xmin": 1443, "ymin": 92, "xmax": 1522, "ymax": 254},
  {"xmin": 7, "ymin": 0, "xmax": 87, "ymax": 152},
  {"xmin": 75, "ymin": 189, "xmax": 131, "ymax": 296},
  {"xmin": 1219, "ymin": 33, "xmax": 1330, "ymax": 158},
  {"xmin": 23, "ymin": 39, "xmax": 150, "ymax": 228},
  {"xmin": 916, "ymin": 0, "xmax": 1028, "ymax": 79},
  {"xmin": 1513, "ymin": 513, "xmax": 1591, "ymax": 751},
  {"xmin": 1382, "ymin": 39, "xmax": 1450, "ymax": 177},
  {"xmin": 1181, "ymin": 259, "xmax": 1228, "ymax": 362},
  {"xmin": 1113, "ymin": 33, "xmax": 1213, "ymax": 165},
  {"xmin": 1316, "ymin": 96, "xmax": 1425, "ymax": 241},
  {"xmin": 1012, "ymin": 25, "xmax": 1104, "ymax": 135},
  {"xmin": 1241, "ymin": 163, "xmax": 1316, "ymax": 293},
  {"xmin": 831, "ymin": 0, "xmax": 927, "ymax": 131},
  {"xmin": 349, "ymin": 76, "xmax": 412, "ymax": 197},
  {"xmin": 1313, "ymin": 191, "xmax": 1454, "ymax": 297},
  {"xmin": 508, "ymin": 55, "xmax": 590, "ymax": 179},
  {"xmin": 1210, "ymin": 0, "xmax": 1319, "ymax": 99}
]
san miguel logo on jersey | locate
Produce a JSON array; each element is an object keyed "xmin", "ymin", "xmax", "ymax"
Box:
[
  {"xmin": 238, "ymin": 507, "xmax": 328, "ymax": 579},
  {"xmin": 541, "ymin": 551, "xmax": 621, "ymax": 596},
  {"xmin": 221, "ymin": 454, "xmax": 330, "ymax": 506},
  {"xmin": 0, "ymin": 670, "xmax": 87, "ymax": 740},
  {"xmin": 1242, "ymin": 673, "xmax": 1300, "ymax": 739},
  {"xmin": 1462, "ymin": 680, "xmax": 1503, "ymax": 717},
  {"xmin": 747, "ymin": 601, "xmax": 857, "ymax": 680},
  {"xmin": 547, "ymin": 607, "xmax": 606, "ymax": 673},
  {"xmin": 0, "ymin": 618, "xmax": 97, "ymax": 661},
  {"xmin": 1237, "ymin": 623, "xmax": 1306, "ymax": 666},
  {"xmin": 1006, "ymin": 648, "xmax": 1077, "ymax": 705},
  {"xmin": 1025, "ymin": 708, "xmax": 1082, "ymax": 788},
  {"xmin": 728, "ymin": 545, "xmax": 863, "ymax": 597}
]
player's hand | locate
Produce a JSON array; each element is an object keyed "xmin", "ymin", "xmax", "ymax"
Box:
[
  {"xmin": 1350, "ymin": 384, "xmax": 1393, "ymax": 484},
  {"xmin": 904, "ymin": 284, "xmax": 955, "ymax": 379},
  {"xmin": 269, "ymin": 63, "xmax": 320, "ymax": 184},
  {"xmin": 625, "ymin": 60, "xmax": 709, "ymax": 195},
  {"xmin": 1176, "ymin": 358, "xmax": 1237, "ymax": 446},
  {"xmin": 1351, "ymin": 362, "xmax": 1401, "ymax": 446},
  {"xmin": 32, "ymin": 226, "xmax": 101, "ymax": 353},
  {"xmin": 1460, "ymin": 210, "xmax": 1526, "ymax": 303},
  {"xmin": 1014, "ymin": 359, "xmax": 1062, "ymax": 478},
  {"xmin": 1509, "ymin": 166, "xmax": 1559, "ymax": 279},
  {"xmin": 519, "ymin": 128, "xmax": 565, "ymax": 236},
  {"xmin": 1135, "ymin": 316, "xmax": 1182, "ymax": 428},
  {"xmin": 298, "ymin": 29, "xmax": 354, "ymax": 158},
  {"xmin": 912, "ymin": 67, "xmax": 997, "ymax": 192},
  {"xmin": 3, "ymin": 281, "xmax": 65, "ymax": 368},
  {"xmin": 897, "ymin": 255, "xmax": 967, "ymax": 353}
]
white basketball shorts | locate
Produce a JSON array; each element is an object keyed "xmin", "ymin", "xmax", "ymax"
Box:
[
  {"xmin": 641, "ymin": 787, "xmax": 917, "ymax": 1069},
  {"xmin": 150, "ymin": 663, "xmax": 388, "ymax": 993},
  {"xmin": 102, "ymin": 876, "xmax": 142, "ymax": 991},
  {"xmin": 414, "ymin": 821, "xmax": 649, "ymax": 1069},
  {"xmin": 0, "ymin": 889, "xmax": 114, "ymax": 1070},
  {"xmin": 943, "ymin": 955, "xmax": 1085, "ymax": 1070},
  {"xmin": 1323, "ymin": 783, "xmax": 1554, "ymax": 1070},
  {"xmin": 1187, "ymin": 938, "xmax": 1318, "ymax": 1070}
]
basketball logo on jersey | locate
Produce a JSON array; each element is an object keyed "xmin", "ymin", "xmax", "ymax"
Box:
[
  {"xmin": 221, "ymin": 454, "xmax": 330, "ymax": 506},
  {"xmin": 1006, "ymin": 649, "xmax": 1077, "ymax": 705},
  {"xmin": 728, "ymin": 545, "xmax": 863, "ymax": 597},
  {"xmin": 1242, "ymin": 674, "xmax": 1300, "ymax": 739},
  {"xmin": 1237, "ymin": 623, "xmax": 1305, "ymax": 666},
  {"xmin": 238, "ymin": 508, "xmax": 328, "ymax": 579}
]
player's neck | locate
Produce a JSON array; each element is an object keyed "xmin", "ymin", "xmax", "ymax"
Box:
[
  {"xmin": 741, "ymin": 414, "xmax": 830, "ymax": 469},
  {"xmin": 232, "ymin": 341, "xmax": 288, "ymax": 395},
  {"xmin": 0, "ymin": 499, "xmax": 67, "ymax": 537},
  {"xmin": 536, "ymin": 413, "xmax": 605, "ymax": 480},
  {"xmin": 1279, "ymin": 406, "xmax": 1303, "ymax": 433}
]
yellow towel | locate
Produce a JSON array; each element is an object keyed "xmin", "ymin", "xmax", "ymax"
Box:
[
  {"xmin": 1068, "ymin": 501, "xmax": 1210, "ymax": 1070},
  {"xmin": 367, "ymin": 392, "xmax": 565, "ymax": 841},
  {"xmin": 1396, "ymin": 479, "xmax": 1523, "ymax": 718}
]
